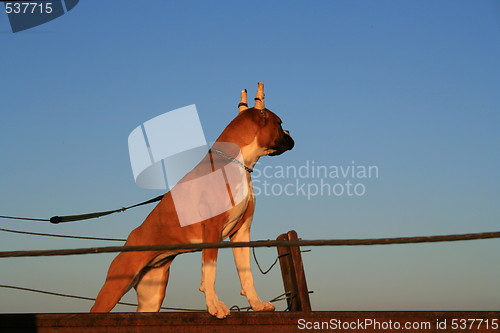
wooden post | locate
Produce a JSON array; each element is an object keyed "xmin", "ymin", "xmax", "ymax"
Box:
[
  {"xmin": 276, "ymin": 233, "xmax": 296, "ymax": 311},
  {"xmin": 276, "ymin": 230, "xmax": 312, "ymax": 312}
]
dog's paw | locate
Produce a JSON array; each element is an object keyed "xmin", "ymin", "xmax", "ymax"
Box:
[
  {"xmin": 251, "ymin": 301, "xmax": 276, "ymax": 312},
  {"xmin": 206, "ymin": 299, "xmax": 231, "ymax": 319}
]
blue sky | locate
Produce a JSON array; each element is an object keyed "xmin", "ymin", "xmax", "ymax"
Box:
[{"xmin": 1, "ymin": 0, "xmax": 499, "ymax": 312}]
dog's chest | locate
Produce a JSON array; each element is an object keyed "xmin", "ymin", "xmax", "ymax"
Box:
[{"xmin": 221, "ymin": 177, "xmax": 254, "ymax": 239}]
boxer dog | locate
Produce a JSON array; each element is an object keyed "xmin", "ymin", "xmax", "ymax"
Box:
[{"xmin": 90, "ymin": 83, "xmax": 294, "ymax": 319}]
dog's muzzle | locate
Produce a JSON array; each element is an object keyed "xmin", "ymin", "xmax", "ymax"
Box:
[{"xmin": 268, "ymin": 130, "xmax": 295, "ymax": 156}]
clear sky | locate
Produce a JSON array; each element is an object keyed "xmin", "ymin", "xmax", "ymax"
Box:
[{"xmin": 1, "ymin": 0, "xmax": 499, "ymax": 312}]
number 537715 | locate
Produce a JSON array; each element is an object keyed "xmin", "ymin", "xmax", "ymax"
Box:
[{"xmin": 5, "ymin": 2, "xmax": 53, "ymax": 14}]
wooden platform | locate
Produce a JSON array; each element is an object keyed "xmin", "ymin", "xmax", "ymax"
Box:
[{"xmin": 1, "ymin": 311, "xmax": 498, "ymax": 332}]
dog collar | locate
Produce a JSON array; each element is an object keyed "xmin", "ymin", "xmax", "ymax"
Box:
[{"xmin": 210, "ymin": 148, "xmax": 253, "ymax": 173}]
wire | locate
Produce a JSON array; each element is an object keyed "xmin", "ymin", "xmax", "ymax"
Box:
[
  {"xmin": 0, "ymin": 215, "xmax": 49, "ymax": 222},
  {"xmin": 0, "ymin": 194, "xmax": 164, "ymax": 224},
  {"xmin": 0, "ymin": 227, "xmax": 126, "ymax": 242},
  {"xmin": 2, "ymin": 231, "xmax": 498, "ymax": 259},
  {"xmin": 252, "ymin": 247, "xmax": 312, "ymax": 275},
  {"xmin": 0, "ymin": 284, "xmax": 291, "ymax": 312},
  {"xmin": 0, "ymin": 284, "xmax": 204, "ymax": 312},
  {"xmin": 252, "ymin": 247, "xmax": 284, "ymax": 274}
]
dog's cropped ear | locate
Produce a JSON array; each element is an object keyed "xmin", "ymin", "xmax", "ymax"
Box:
[
  {"xmin": 238, "ymin": 89, "xmax": 248, "ymax": 113},
  {"xmin": 254, "ymin": 82, "xmax": 265, "ymax": 110},
  {"xmin": 239, "ymin": 82, "xmax": 265, "ymax": 112}
]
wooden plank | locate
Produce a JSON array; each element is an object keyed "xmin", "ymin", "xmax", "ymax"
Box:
[{"xmin": 0, "ymin": 312, "xmax": 498, "ymax": 333}]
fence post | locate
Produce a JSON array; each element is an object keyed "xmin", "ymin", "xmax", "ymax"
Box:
[{"xmin": 276, "ymin": 230, "xmax": 312, "ymax": 312}]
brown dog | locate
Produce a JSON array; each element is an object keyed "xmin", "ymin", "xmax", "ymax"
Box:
[{"xmin": 90, "ymin": 83, "xmax": 294, "ymax": 318}]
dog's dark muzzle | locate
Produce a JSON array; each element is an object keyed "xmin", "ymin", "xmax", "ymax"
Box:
[{"xmin": 269, "ymin": 130, "xmax": 294, "ymax": 156}]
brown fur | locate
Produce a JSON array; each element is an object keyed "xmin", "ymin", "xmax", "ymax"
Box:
[{"xmin": 90, "ymin": 104, "xmax": 293, "ymax": 318}]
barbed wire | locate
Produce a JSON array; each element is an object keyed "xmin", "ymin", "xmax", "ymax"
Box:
[{"xmin": 1, "ymin": 231, "xmax": 499, "ymax": 259}]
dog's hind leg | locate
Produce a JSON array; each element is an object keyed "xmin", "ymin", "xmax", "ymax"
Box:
[
  {"xmin": 135, "ymin": 257, "xmax": 174, "ymax": 312},
  {"xmin": 90, "ymin": 251, "xmax": 155, "ymax": 312}
]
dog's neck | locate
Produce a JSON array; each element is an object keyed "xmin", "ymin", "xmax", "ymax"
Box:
[
  {"xmin": 240, "ymin": 137, "xmax": 267, "ymax": 171},
  {"xmin": 215, "ymin": 115, "xmax": 267, "ymax": 173}
]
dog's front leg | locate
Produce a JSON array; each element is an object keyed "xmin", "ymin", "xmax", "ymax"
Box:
[
  {"xmin": 231, "ymin": 225, "xmax": 276, "ymax": 312},
  {"xmin": 199, "ymin": 245, "xmax": 230, "ymax": 319}
]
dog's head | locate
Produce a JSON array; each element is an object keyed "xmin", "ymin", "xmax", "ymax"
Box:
[
  {"xmin": 218, "ymin": 83, "xmax": 294, "ymax": 159},
  {"xmin": 245, "ymin": 106, "xmax": 295, "ymax": 156}
]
